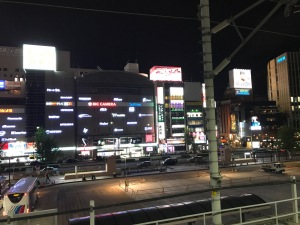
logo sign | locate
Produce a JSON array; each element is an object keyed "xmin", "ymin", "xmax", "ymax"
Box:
[
  {"xmin": 277, "ymin": 55, "xmax": 286, "ymax": 63},
  {"xmin": 150, "ymin": 66, "xmax": 182, "ymax": 82},
  {"xmin": 88, "ymin": 102, "xmax": 116, "ymax": 107},
  {"xmin": 235, "ymin": 89, "xmax": 250, "ymax": 96},
  {"xmin": 158, "ymin": 104, "xmax": 165, "ymax": 122},
  {"xmin": 0, "ymin": 109, "xmax": 13, "ymax": 113},
  {"xmin": 229, "ymin": 69, "xmax": 252, "ymax": 89}
]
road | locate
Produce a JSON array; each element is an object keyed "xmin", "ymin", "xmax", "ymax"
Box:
[{"xmin": 33, "ymin": 163, "xmax": 300, "ymax": 225}]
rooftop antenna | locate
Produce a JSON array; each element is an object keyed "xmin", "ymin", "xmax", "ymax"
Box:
[{"xmin": 96, "ymin": 65, "xmax": 103, "ymax": 71}]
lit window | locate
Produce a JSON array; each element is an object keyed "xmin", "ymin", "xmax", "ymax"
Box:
[{"xmin": 291, "ymin": 97, "xmax": 294, "ymax": 102}]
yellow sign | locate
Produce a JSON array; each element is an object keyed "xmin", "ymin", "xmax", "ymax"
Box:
[{"xmin": 0, "ymin": 109, "xmax": 13, "ymax": 113}]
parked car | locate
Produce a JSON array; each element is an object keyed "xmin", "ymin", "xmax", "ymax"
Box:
[
  {"xmin": 161, "ymin": 158, "xmax": 177, "ymax": 166},
  {"xmin": 187, "ymin": 156, "xmax": 208, "ymax": 164},
  {"xmin": 137, "ymin": 161, "xmax": 152, "ymax": 169},
  {"xmin": 64, "ymin": 158, "xmax": 79, "ymax": 163},
  {"xmin": 41, "ymin": 167, "xmax": 59, "ymax": 175}
]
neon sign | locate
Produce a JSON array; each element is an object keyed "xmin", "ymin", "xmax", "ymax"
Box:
[
  {"xmin": 88, "ymin": 102, "xmax": 116, "ymax": 107},
  {"xmin": 277, "ymin": 55, "xmax": 286, "ymax": 63},
  {"xmin": 0, "ymin": 109, "xmax": 13, "ymax": 113}
]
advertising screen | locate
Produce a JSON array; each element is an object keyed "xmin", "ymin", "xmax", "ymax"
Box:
[
  {"xmin": 229, "ymin": 69, "xmax": 252, "ymax": 89},
  {"xmin": 149, "ymin": 66, "xmax": 182, "ymax": 82},
  {"xmin": 0, "ymin": 80, "xmax": 5, "ymax": 90},
  {"xmin": 23, "ymin": 44, "xmax": 56, "ymax": 71}
]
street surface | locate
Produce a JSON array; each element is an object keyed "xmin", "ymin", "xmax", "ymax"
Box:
[{"xmin": 31, "ymin": 162, "xmax": 300, "ymax": 225}]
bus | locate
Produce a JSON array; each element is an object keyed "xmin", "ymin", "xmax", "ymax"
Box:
[{"xmin": 3, "ymin": 177, "xmax": 39, "ymax": 216}]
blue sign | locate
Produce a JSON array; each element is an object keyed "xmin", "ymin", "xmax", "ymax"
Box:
[
  {"xmin": 129, "ymin": 102, "xmax": 141, "ymax": 107},
  {"xmin": 0, "ymin": 80, "xmax": 5, "ymax": 90},
  {"xmin": 235, "ymin": 89, "xmax": 250, "ymax": 96},
  {"xmin": 277, "ymin": 55, "xmax": 286, "ymax": 63}
]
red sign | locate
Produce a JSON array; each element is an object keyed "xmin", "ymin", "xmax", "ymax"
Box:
[{"xmin": 88, "ymin": 102, "xmax": 116, "ymax": 107}]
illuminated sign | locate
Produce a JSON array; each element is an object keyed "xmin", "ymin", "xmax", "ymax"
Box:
[
  {"xmin": 46, "ymin": 88, "xmax": 60, "ymax": 92},
  {"xmin": 60, "ymin": 96, "xmax": 73, "ymax": 99},
  {"xmin": 2, "ymin": 125, "xmax": 16, "ymax": 128},
  {"xmin": 79, "ymin": 97, "xmax": 91, "ymax": 101},
  {"xmin": 48, "ymin": 115, "xmax": 60, "ymax": 119},
  {"xmin": 142, "ymin": 98, "xmax": 151, "ymax": 102},
  {"xmin": 46, "ymin": 130, "xmax": 62, "ymax": 134},
  {"xmin": 113, "ymin": 98, "xmax": 123, "ymax": 101},
  {"xmin": 46, "ymin": 102, "xmax": 73, "ymax": 106},
  {"xmin": 235, "ymin": 89, "xmax": 250, "ymax": 96},
  {"xmin": 230, "ymin": 114, "xmax": 236, "ymax": 132},
  {"xmin": 127, "ymin": 121, "xmax": 137, "ymax": 125},
  {"xmin": 60, "ymin": 109, "xmax": 73, "ymax": 112},
  {"xmin": 7, "ymin": 117, "xmax": 22, "ymax": 120},
  {"xmin": 114, "ymin": 128, "xmax": 123, "ymax": 132},
  {"xmin": 145, "ymin": 126, "xmax": 152, "ymax": 131},
  {"xmin": 78, "ymin": 114, "xmax": 92, "ymax": 118},
  {"xmin": 158, "ymin": 104, "xmax": 165, "ymax": 122},
  {"xmin": 277, "ymin": 55, "xmax": 286, "ymax": 63},
  {"xmin": 99, "ymin": 122, "xmax": 109, "ymax": 126},
  {"xmin": 112, "ymin": 113, "xmax": 125, "ymax": 117},
  {"xmin": 23, "ymin": 44, "xmax": 56, "ymax": 71},
  {"xmin": 88, "ymin": 102, "xmax": 116, "ymax": 107},
  {"xmin": 100, "ymin": 108, "xmax": 108, "ymax": 112},
  {"xmin": 0, "ymin": 80, "xmax": 5, "ymax": 90},
  {"xmin": 250, "ymin": 116, "xmax": 261, "ymax": 131},
  {"xmin": 150, "ymin": 66, "xmax": 182, "ymax": 82},
  {"xmin": 187, "ymin": 112, "xmax": 202, "ymax": 117},
  {"xmin": 129, "ymin": 102, "xmax": 141, "ymax": 107},
  {"xmin": 0, "ymin": 109, "xmax": 13, "ymax": 113},
  {"xmin": 158, "ymin": 122, "xmax": 165, "ymax": 139},
  {"xmin": 11, "ymin": 131, "xmax": 26, "ymax": 135},
  {"xmin": 129, "ymin": 107, "xmax": 135, "ymax": 112},
  {"xmin": 60, "ymin": 123, "xmax": 74, "ymax": 126},
  {"xmin": 229, "ymin": 69, "xmax": 252, "ymax": 89},
  {"xmin": 157, "ymin": 87, "xmax": 164, "ymax": 104},
  {"xmin": 0, "ymin": 131, "xmax": 6, "ymax": 136},
  {"xmin": 139, "ymin": 113, "xmax": 153, "ymax": 117}
]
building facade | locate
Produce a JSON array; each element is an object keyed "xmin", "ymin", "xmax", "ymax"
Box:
[{"xmin": 267, "ymin": 51, "xmax": 300, "ymax": 129}]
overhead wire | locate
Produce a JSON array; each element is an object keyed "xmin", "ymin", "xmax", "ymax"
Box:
[{"xmin": 0, "ymin": 0, "xmax": 299, "ymax": 39}]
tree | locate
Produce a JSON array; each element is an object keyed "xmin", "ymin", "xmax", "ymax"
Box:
[
  {"xmin": 34, "ymin": 127, "xmax": 60, "ymax": 163},
  {"xmin": 276, "ymin": 126, "xmax": 296, "ymax": 151}
]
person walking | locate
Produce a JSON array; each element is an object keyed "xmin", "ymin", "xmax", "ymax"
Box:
[{"xmin": 45, "ymin": 171, "xmax": 51, "ymax": 183}]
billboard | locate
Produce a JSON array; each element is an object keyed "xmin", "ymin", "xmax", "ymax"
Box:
[
  {"xmin": 149, "ymin": 66, "xmax": 182, "ymax": 82},
  {"xmin": 250, "ymin": 116, "xmax": 261, "ymax": 131},
  {"xmin": 229, "ymin": 69, "xmax": 252, "ymax": 89},
  {"xmin": 23, "ymin": 44, "xmax": 56, "ymax": 71}
]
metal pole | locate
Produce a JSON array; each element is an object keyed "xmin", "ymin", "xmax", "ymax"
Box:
[
  {"xmin": 291, "ymin": 176, "xmax": 299, "ymax": 223},
  {"xmin": 90, "ymin": 200, "xmax": 95, "ymax": 225},
  {"xmin": 199, "ymin": 1, "xmax": 222, "ymax": 224}
]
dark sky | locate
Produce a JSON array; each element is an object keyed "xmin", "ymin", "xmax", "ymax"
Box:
[{"xmin": 0, "ymin": 0, "xmax": 299, "ymax": 100}]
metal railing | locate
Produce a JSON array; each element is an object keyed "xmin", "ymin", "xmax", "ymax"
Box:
[{"xmin": 0, "ymin": 197, "xmax": 298, "ymax": 225}]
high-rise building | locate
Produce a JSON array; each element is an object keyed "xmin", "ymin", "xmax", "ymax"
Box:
[{"xmin": 267, "ymin": 51, "xmax": 300, "ymax": 129}]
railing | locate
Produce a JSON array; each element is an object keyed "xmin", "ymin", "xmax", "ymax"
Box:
[{"xmin": 0, "ymin": 197, "xmax": 298, "ymax": 225}]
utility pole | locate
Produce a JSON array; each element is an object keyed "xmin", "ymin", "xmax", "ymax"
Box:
[
  {"xmin": 199, "ymin": 0, "xmax": 286, "ymax": 224},
  {"xmin": 199, "ymin": 1, "xmax": 222, "ymax": 224}
]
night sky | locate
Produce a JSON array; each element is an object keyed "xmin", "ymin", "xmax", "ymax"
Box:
[{"xmin": 0, "ymin": 0, "xmax": 299, "ymax": 100}]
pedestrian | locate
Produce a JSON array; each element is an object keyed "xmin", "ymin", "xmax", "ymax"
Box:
[
  {"xmin": 91, "ymin": 174, "xmax": 96, "ymax": 180},
  {"xmin": 82, "ymin": 175, "xmax": 86, "ymax": 181},
  {"xmin": 125, "ymin": 179, "xmax": 129, "ymax": 192},
  {"xmin": 45, "ymin": 172, "xmax": 50, "ymax": 183}
]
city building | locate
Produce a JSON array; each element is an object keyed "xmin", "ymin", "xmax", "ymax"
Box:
[
  {"xmin": 217, "ymin": 69, "xmax": 285, "ymax": 149},
  {"xmin": 150, "ymin": 66, "xmax": 203, "ymax": 154},
  {"xmin": 267, "ymin": 51, "xmax": 300, "ymax": 129},
  {"xmin": 0, "ymin": 45, "xmax": 204, "ymax": 160}
]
